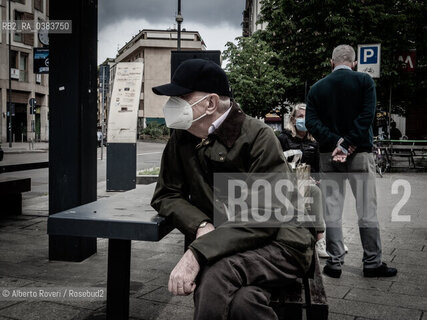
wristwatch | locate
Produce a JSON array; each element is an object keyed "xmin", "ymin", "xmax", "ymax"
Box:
[
  {"xmin": 337, "ymin": 137, "xmax": 348, "ymax": 154},
  {"xmin": 198, "ymin": 221, "xmax": 208, "ymax": 228}
]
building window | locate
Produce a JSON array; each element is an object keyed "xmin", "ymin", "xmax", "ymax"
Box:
[
  {"xmin": 19, "ymin": 52, "xmax": 28, "ymax": 82},
  {"xmin": 10, "ymin": 50, "xmax": 19, "ymax": 80},
  {"xmin": 10, "ymin": 51, "xmax": 18, "ymax": 68},
  {"xmin": 14, "ymin": 11, "xmax": 23, "ymax": 43},
  {"xmin": 34, "ymin": 0, "xmax": 43, "ymax": 12}
]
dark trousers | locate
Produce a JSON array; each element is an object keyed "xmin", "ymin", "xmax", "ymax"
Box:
[{"xmin": 193, "ymin": 241, "xmax": 301, "ymax": 320}]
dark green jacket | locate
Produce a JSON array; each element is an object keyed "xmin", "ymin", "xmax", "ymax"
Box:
[
  {"xmin": 306, "ymin": 69, "xmax": 376, "ymax": 153},
  {"xmin": 151, "ymin": 103, "xmax": 315, "ymax": 273}
]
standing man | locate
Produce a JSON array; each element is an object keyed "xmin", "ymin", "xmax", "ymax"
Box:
[
  {"xmin": 306, "ymin": 45, "xmax": 397, "ymax": 278},
  {"xmin": 151, "ymin": 59, "xmax": 315, "ymax": 319}
]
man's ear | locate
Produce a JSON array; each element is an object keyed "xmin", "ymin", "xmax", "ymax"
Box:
[
  {"xmin": 352, "ymin": 61, "xmax": 358, "ymax": 69},
  {"xmin": 206, "ymin": 94, "xmax": 219, "ymax": 115},
  {"xmin": 330, "ymin": 59, "xmax": 334, "ymax": 69}
]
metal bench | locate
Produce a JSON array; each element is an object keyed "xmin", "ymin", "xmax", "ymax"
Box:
[
  {"xmin": 0, "ymin": 161, "xmax": 49, "ymax": 174},
  {"xmin": 48, "ymin": 188, "xmax": 328, "ymax": 320},
  {"xmin": 389, "ymin": 144, "xmax": 427, "ymax": 170},
  {"xmin": 0, "ymin": 162, "xmax": 49, "ymax": 217},
  {"xmin": 375, "ymin": 140, "xmax": 427, "ymax": 171},
  {"xmin": 0, "ymin": 177, "xmax": 31, "ymax": 216},
  {"xmin": 48, "ymin": 188, "xmax": 173, "ymax": 320}
]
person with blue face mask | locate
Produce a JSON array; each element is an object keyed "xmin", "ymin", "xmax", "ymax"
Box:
[
  {"xmin": 278, "ymin": 104, "xmax": 349, "ymax": 259},
  {"xmin": 295, "ymin": 117, "xmax": 307, "ymax": 132},
  {"xmin": 278, "ymin": 104, "xmax": 319, "ymax": 181}
]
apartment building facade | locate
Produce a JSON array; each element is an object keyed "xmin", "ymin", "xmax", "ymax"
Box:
[
  {"xmin": 0, "ymin": 0, "xmax": 49, "ymax": 143},
  {"xmin": 242, "ymin": 0, "xmax": 267, "ymax": 37},
  {"xmin": 109, "ymin": 29, "xmax": 205, "ymax": 129},
  {"xmin": 98, "ymin": 57, "xmax": 114, "ymax": 133}
]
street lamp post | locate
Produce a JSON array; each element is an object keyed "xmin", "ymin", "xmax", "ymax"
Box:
[
  {"xmin": 176, "ymin": 0, "xmax": 183, "ymax": 51},
  {"xmin": 101, "ymin": 66, "xmax": 105, "ymax": 160}
]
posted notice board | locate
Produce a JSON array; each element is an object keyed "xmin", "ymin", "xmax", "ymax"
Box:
[{"xmin": 107, "ymin": 62, "xmax": 143, "ymax": 143}]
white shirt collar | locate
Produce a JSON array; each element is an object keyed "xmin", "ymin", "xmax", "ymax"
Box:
[
  {"xmin": 208, "ymin": 107, "xmax": 232, "ymax": 135},
  {"xmin": 333, "ymin": 64, "xmax": 352, "ymax": 72}
]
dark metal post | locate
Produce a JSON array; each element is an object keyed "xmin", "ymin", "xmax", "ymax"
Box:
[
  {"xmin": 106, "ymin": 143, "xmax": 136, "ymax": 191},
  {"xmin": 176, "ymin": 0, "xmax": 183, "ymax": 51},
  {"xmin": 106, "ymin": 239, "xmax": 131, "ymax": 320},
  {"xmin": 48, "ymin": 0, "xmax": 98, "ymax": 262},
  {"xmin": 8, "ymin": 0, "xmax": 12, "ymax": 147},
  {"xmin": 101, "ymin": 65, "xmax": 105, "ymax": 160},
  {"xmin": 388, "ymin": 85, "xmax": 392, "ymax": 139}
]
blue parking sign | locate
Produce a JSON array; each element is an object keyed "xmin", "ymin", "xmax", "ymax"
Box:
[
  {"xmin": 360, "ymin": 46, "xmax": 378, "ymax": 64},
  {"xmin": 357, "ymin": 44, "xmax": 381, "ymax": 78}
]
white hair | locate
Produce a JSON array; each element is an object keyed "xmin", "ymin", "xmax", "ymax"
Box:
[
  {"xmin": 332, "ymin": 45, "xmax": 355, "ymax": 63},
  {"xmin": 218, "ymin": 96, "xmax": 231, "ymax": 112}
]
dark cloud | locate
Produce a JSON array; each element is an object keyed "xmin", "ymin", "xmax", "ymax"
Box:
[{"xmin": 98, "ymin": 0, "xmax": 245, "ymax": 31}]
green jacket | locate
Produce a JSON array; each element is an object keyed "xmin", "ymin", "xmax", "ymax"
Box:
[{"xmin": 151, "ymin": 102, "xmax": 315, "ymax": 273}]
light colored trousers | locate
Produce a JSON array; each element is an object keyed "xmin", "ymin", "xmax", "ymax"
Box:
[{"xmin": 319, "ymin": 152, "xmax": 382, "ymax": 269}]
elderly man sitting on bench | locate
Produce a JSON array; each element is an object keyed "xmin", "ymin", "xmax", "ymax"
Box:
[{"xmin": 151, "ymin": 59, "xmax": 315, "ymax": 320}]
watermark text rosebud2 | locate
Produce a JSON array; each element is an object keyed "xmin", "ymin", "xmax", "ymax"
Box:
[{"xmin": 213, "ymin": 173, "xmax": 413, "ymax": 228}]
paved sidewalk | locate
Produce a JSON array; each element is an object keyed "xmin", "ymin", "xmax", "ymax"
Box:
[
  {"xmin": 1, "ymin": 142, "xmax": 49, "ymax": 154},
  {"xmin": 0, "ymin": 173, "xmax": 426, "ymax": 319}
]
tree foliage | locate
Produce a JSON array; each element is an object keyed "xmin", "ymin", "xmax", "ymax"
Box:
[
  {"xmin": 222, "ymin": 33, "xmax": 289, "ymax": 117},
  {"xmin": 258, "ymin": 0, "xmax": 427, "ymax": 114}
]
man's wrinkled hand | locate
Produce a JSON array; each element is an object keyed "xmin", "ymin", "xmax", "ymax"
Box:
[
  {"xmin": 332, "ymin": 146, "xmax": 347, "ymax": 163},
  {"xmin": 168, "ymin": 249, "xmax": 200, "ymax": 296},
  {"xmin": 196, "ymin": 222, "xmax": 215, "ymax": 239}
]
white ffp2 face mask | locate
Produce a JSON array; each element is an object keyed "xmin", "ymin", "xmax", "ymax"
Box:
[{"xmin": 163, "ymin": 95, "xmax": 210, "ymax": 130}]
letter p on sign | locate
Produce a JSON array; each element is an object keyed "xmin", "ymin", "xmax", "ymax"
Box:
[
  {"xmin": 361, "ymin": 46, "xmax": 378, "ymax": 64},
  {"xmin": 357, "ymin": 44, "xmax": 381, "ymax": 78}
]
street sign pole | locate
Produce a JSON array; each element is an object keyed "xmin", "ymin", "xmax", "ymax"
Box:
[
  {"xmin": 388, "ymin": 86, "xmax": 392, "ymax": 139},
  {"xmin": 29, "ymin": 98, "xmax": 36, "ymax": 147},
  {"xmin": 101, "ymin": 66, "xmax": 105, "ymax": 160},
  {"xmin": 8, "ymin": 0, "xmax": 12, "ymax": 147}
]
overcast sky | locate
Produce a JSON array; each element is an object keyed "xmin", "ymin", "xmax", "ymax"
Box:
[{"xmin": 98, "ymin": 0, "xmax": 245, "ymax": 65}]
